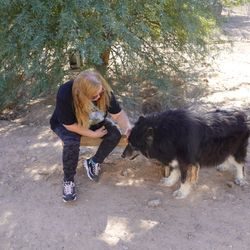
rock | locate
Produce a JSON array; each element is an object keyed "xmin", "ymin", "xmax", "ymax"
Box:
[
  {"xmin": 226, "ymin": 181, "xmax": 234, "ymax": 188},
  {"xmin": 147, "ymin": 199, "xmax": 161, "ymax": 207}
]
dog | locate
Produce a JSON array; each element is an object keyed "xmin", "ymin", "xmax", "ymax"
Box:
[{"xmin": 122, "ymin": 109, "xmax": 249, "ymax": 199}]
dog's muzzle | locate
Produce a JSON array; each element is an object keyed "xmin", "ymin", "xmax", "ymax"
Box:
[{"xmin": 122, "ymin": 143, "xmax": 139, "ymax": 160}]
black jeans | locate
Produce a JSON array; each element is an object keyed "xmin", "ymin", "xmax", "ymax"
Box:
[{"xmin": 53, "ymin": 119, "xmax": 121, "ymax": 182}]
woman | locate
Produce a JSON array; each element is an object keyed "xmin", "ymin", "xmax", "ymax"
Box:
[{"xmin": 50, "ymin": 69, "xmax": 132, "ymax": 202}]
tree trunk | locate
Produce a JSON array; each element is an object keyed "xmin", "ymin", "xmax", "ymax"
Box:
[{"xmin": 95, "ymin": 48, "xmax": 111, "ymax": 76}]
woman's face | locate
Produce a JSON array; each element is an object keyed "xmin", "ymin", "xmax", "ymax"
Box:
[{"xmin": 91, "ymin": 85, "xmax": 104, "ymax": 101}]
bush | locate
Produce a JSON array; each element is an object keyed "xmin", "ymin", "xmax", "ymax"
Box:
[{"xmin": 0, "ymin": 0, "xmax": 222, "ymax": 111}]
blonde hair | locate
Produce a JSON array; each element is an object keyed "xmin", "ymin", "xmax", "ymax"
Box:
[{"xmin": 72, "ymin": 69, "xmax": 112, "ymax": 128}]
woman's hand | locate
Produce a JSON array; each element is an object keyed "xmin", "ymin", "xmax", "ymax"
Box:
[
  {"xmin": 93, "ymin": 126, "xmax": 107, "ymax": 138},
  {"xmin": 124, "ymin": 127, "xmax": 132, "ymax": 138},
  {"xmin": 63, "ymin": 123, "xmax": 107, "ymax": 138}
]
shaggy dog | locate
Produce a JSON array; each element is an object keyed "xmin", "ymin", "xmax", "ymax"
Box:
[{"xmin": 122, "ymin": 109, "xmax": 249, "ymax": 199}]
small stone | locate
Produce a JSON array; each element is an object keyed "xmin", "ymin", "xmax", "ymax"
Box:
[
  {"xmin": 121, "ymin": 169, "xmax": 129, "ymax": 177},
  {"xmin": 147, "ymin": 199, "xmax": 161, "ymax": 207},
  {"xmin": 31, "ymin": 157, "xmax": 37, "ymax": 162},
  {"xmin": 226, "ymin": 181, "xmax": 234, "ymax": 188}
]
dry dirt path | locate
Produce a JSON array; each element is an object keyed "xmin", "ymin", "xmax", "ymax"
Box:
[{"xmin": 0, "ymin": 5, "xmax": 250, "ymax": 250}]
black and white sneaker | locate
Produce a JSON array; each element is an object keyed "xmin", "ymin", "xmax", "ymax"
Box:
[
  {"xmin": 63, "ymin": 181, "xmax": 76, "ymax": 202},
  {"xmin": 84, "ymin": 158, "xmax": 101, "ymax": 182}
]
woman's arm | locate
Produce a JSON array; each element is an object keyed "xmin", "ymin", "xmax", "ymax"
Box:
[
  {"xmin": 63, "ymin": 123, "xmax": 107, "ymax": 138},
  {"xmin": 110, "ymin": 110, "xmax": 132, "ymax": 137}
]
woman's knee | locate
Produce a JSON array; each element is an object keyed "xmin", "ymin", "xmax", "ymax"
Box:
[
  {"xmin": 107, "ymin": 126, "xmax": 122, "ymax": 142},
  {"xmin": 54, "ymin": 125, "xmax": 81, "ymax": 147}
]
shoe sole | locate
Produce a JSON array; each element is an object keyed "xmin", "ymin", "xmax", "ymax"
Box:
[
  {"xmin": 83, "ymin": 160, "xmax": 95, "ymax": 181},
  {"xmin": 63, "ymin": 196, "xmax": 77, "ymax": 203}
]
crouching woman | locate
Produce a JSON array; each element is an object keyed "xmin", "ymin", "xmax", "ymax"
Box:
[{"xmin": 50, "ymin": 69, "xmax": 132, "ymax": 202}]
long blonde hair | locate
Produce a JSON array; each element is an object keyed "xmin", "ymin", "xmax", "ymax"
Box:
[{"xmin": 72, "ymin": 69, "xmax": 112, "ymax": 128}]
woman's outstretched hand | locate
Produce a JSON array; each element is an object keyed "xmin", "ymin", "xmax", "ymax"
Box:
[{"xmin": 93, "ymin": 126, "xmax": 107, "ymax": 138}]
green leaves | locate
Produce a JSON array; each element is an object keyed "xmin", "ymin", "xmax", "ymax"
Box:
[{"xmin": 0, "ymin": 0, "xmax": 220, "ymax": 110}]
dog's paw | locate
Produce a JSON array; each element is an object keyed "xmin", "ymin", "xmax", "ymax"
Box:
[
  {"xmin": 172, "ymin": 189, "xmax": 189, "ymax": 199},
  {"xmin": 160, "ymin": 177, "xmax": 177, "ymax": 187},
  {"xmin": 234, "ymin": 178, "xmax": 248, "ymax": 186},
  {"xmin": 172, "ymin": 183, "xmax": 192, "ymax": 199},
  {"xmin": 216, "ymin": 164, "xmax": 230, "ymax": 172}
]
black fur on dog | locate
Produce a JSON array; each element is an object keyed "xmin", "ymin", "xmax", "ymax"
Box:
[{"xmin": 122, "ymin": 109, "xmax": 250, "ymax": 199}]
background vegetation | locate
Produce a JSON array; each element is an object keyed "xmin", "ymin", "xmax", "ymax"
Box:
[{"xmin": 0, "ymin": 0, "xmax": 248, "ymax": 111}]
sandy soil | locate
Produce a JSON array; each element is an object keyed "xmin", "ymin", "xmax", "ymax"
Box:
[{"xmin": 0, "ymin": 5, "xmax": 250, "ymax": 250}]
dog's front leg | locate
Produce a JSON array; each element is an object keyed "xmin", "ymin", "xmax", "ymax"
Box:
[
  {"xmin": 173, "ymin": 164, "xmax": 200, "ymax": 199},
  {"xmin": 161, "ymin": 160, "xmax": 180, "ymax": 187},
  {"xmin": 161, "ymin": 167, "xmax": 181, "ymax": 187},
  {"xmin": 165, "ymin": 165, "xmax": 171, "ymax": 177}
]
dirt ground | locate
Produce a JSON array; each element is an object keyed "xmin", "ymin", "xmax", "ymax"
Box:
[{"xmin": 1, "ymin": 5, "xmax": 250, "ymax": 250}]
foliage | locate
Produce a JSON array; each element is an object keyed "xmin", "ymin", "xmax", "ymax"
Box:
[{"xmin": 0, "ymin": 0, "xmax": 222, "ymax": 110}]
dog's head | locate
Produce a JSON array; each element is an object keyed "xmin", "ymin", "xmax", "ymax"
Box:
[
  {"xmin": 121, "ymin": 142, "xmax": 139, "ymax": 159},
  {"xmin": 122, "ymin": 116, "xmax": 154, "ymax": 159}
]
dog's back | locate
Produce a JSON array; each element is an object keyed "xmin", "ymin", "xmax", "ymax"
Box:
[{"xmin": 197, "ymin": 109, "xmax": 249, "ymax": 166}]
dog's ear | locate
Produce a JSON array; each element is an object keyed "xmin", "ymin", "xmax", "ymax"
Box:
[
  {"xmin": 145, "ymin": 127, "xmax": 154, "ymax": 146},
  {"xmin": 138, "ymin": 116, "xmax": 145, "ymax": 122}
]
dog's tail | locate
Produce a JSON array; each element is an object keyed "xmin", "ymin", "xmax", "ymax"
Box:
[
  {"xmin": 232, "ymin": 110, "xmax": 250, "ymax": 133},
  {"xmin": 215, "ymin": 108, "xmax": 248, "ymax": 121},
  {"xmin": 246, "ymin": 115, "xmax": 250, "ymax": 132},
  {"xmin": 214, "ymin": 109, "xmax": 250, "ymax": 136}
]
